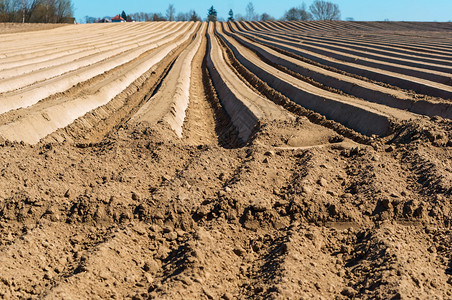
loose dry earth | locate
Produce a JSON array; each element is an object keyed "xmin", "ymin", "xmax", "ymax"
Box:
[
  {"xmin": 0, "ymin": 21, "xmax": 451, "ymax": 299},
  {"xmin": 0, "ymin": 23, "xmax": 67, "ymax": 34}
]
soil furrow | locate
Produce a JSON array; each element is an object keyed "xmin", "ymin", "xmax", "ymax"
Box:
[
  {"xmin": 234, "ymin": 23, "xmax": 452, "ymax": 99},
  {"xmin": 0, "ymin": 23, "xmax": 174, "ymax": 79},
  {"xmin": 0, "ymin": 23, "xmax": 199, "ymax": 144},
  {"xmin": 225, "ymin": 23, "xmax": 452, "ymax": 120},
  {"xmin": 0, "ymin": 21, "xmax": 450, "ymax": 300},
  {"xmin": 218, "ymin": 23, "xmax": 414, "ymax": 137},
  {"xmin": 0, "ymin": 23, "xmax": 188, "ymax": 94}
]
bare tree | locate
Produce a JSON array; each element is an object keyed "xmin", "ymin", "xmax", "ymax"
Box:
[
  {"xmin": 129, "ymin": 12, "xmax": 138, "ymax": 21},
  {"xmin": 260, "ymin": 13, "xmax": 274, "ymax": 21},
  {"xmin": 189, "ymin": 10, "xmax": 200, "ymax": 21},
  {"xmin": 245, "ymin": 2, "xmax": 257, "ymax": 21},
  {"xmin": 166, "ymin": 3, "xmax": 175, "ymax": 21},
  {"xmin": 12, "ymin": 0, "xmax": 73, "ymax": 23},
  {"xmin": 25, "ymin": 0, "xmax": 40, "ymax": 22},
  {"xmin": 153, "ymin": 13, "xmax": 165, "ymax": 21},
  {"xmin": 235, "ymin": 13, "xmax": 245, "ymax": 22},
  {"xmin": 0, "ymin": 0, "xmax": 14, "ymax": 22},
  {"xmin": 175, "ymin": 12, "xmax": 188, "ymax": 21},
  {"xmin": 283, "ymin": 3, "xmax": 312, "ymax": 21},
  {"xmin": 21, "ymin": 0, "xmax": 25, "ymax": 22},
  {"xmin": 309, "ymin": 0, "xmax": 340, "ymax": 21},
  {"xmin": 2, "ymin": 0, "xmax": 27, "ymax": 22},
  {"xmin": 55, "ymin": 0, "xmax": 73, "ymax": 23}
]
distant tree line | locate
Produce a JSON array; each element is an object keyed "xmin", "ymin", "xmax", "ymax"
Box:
[
  {"xmin": 129, "ymin": 10, "xmax": 201, "ymax": 22},
  {"xmin": 211, "ymin": 0, "xmax": 340, "ymax": 22},
  {"xmin": 223, "ymin": 2, "xmax": 276, "ymax": 22},
  {"xmin": 0, "ymin": 0, "xmax": 74, "ymax": 23},
  {"xmin": 86, "ymin": 6, "xmax": 202, "ymax": 24},
  {"xmin": 85, "ymin": 0, "xmax": 341, "ymax": 24},
  {"xmin": 283, "ymin": 0, "xmax": 340, "ymax": 21}
]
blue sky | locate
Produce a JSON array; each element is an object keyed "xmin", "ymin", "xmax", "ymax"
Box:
[{"xmin": 73, "ymin": 0, "xmax": 452, "ymax": 23}]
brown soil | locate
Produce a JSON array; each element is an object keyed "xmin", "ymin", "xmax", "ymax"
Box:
[
  {"xmin": 0, "ymin": 22, "xmax": 68, "ymax": 34},
  {"xmin": 182, "ymin": 25, "xmax": 219, "ymax": 146},
  {"xmin": 0, "ymin": 21, "xmax": 451, "ymax": 299}
]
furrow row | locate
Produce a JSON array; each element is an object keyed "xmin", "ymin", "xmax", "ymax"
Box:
[
  {"xmin": 0, "ymin": 23, "xmax": 200, "ymax": 144},
  {"xmin": 225, "ymin": 23, "xmax": 452, "ymax": 120},
  {"xmin": 219, "ymin": 23, "xmax": 415, "ymax": 137},
  {"xmin": 234, "ymin": 22, "xmax": 452, "ymax": 99}
]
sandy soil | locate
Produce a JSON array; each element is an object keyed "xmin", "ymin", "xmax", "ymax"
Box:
[
  {"xmin": 0, "ymin": 23, "xmax": 68, "ymax": 34},
  {"xmin": 0, "ymin": 21, "xmax": 451, "ymax": 299}
]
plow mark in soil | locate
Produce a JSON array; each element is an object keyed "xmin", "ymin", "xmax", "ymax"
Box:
[{"xmin": 0, "ymin": 21, "xmax": 451, "ymax": 299}]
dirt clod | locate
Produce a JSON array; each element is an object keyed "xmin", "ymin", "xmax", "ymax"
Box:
[{"xmin": 0, "ymin": 21, "xmax": 451, "ymax": 300}]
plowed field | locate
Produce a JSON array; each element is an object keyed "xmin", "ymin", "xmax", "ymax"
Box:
[{"xmin": 0, "ymin": 21, "xmax": 451, "ymax": 299}]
